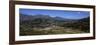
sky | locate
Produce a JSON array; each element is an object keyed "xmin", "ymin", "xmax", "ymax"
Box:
[{"xmin": 19, "ymin": 8, "xmax": 90, "ymax": 19}]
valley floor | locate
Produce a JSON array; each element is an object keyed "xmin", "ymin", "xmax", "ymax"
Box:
[{"xmin": 20, "ymin": 26, "xmax": 87, "ymax": 36}]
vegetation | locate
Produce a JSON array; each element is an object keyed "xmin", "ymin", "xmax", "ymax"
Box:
[{"xmin": 20, "ymin": 14, "xmax": 90, "ymax": 36}]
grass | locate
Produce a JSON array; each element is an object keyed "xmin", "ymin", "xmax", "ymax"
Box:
[{"xmin": 20, "ymin": 26, "xmax": 87, "ymax": 36}]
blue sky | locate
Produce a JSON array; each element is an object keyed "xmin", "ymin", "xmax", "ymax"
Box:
[{"xmin": 19, "ymin": 8, "xmax": 90, "ymax": 19}]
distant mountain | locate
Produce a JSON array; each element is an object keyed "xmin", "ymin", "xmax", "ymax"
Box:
[
  {"xmin": 53, "ymin": 17, "xmax": 67, "ymax": 21},
  {"xmin": 20, "ymin": 14, "xmax": 53, "ymax": 21},
  {"xmin": 20, "ymin": 14, "xmax": 78, "ymax": 22},
  {"xmin": 32, "ymin": 14, "xmax": 52, "ymax": 18},
  {"xmin": 78, "ymin": 17, "xmax": 90, "ymax": 22}
]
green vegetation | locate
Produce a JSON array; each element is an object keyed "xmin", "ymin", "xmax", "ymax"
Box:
[{"xmin": 20, "ymin": 14, "xmax": 90, "ymax": 36}]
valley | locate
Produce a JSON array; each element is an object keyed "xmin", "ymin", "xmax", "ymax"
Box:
[{"xmin": 20, "ymin": 14, "xmax": 90, "ymax": 36}]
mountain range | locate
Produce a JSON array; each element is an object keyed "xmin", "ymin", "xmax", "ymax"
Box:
[{"xmin": 20, "ymin": 14, "xmax": 83, "ymax": 22}]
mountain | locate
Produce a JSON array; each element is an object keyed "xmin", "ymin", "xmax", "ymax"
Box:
[
  {"xmin": 20, "ymin": 14, "xmax": 78, "ymax": 22},
  {"xmin": 78, "ymin": 17, "xmax": 90, "ymax": 22},
  {"xmin": 53, "ymin": 17, "xmax": 67, "ymax": 21},
  {"xmin": 20, "ymin": 14, "xmax": 53, "ymax": 21}
]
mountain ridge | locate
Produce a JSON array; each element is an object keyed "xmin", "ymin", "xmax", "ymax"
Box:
[{"xmin": 20, "ymin": 14, "xmax": 86, "ymax": 22}]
